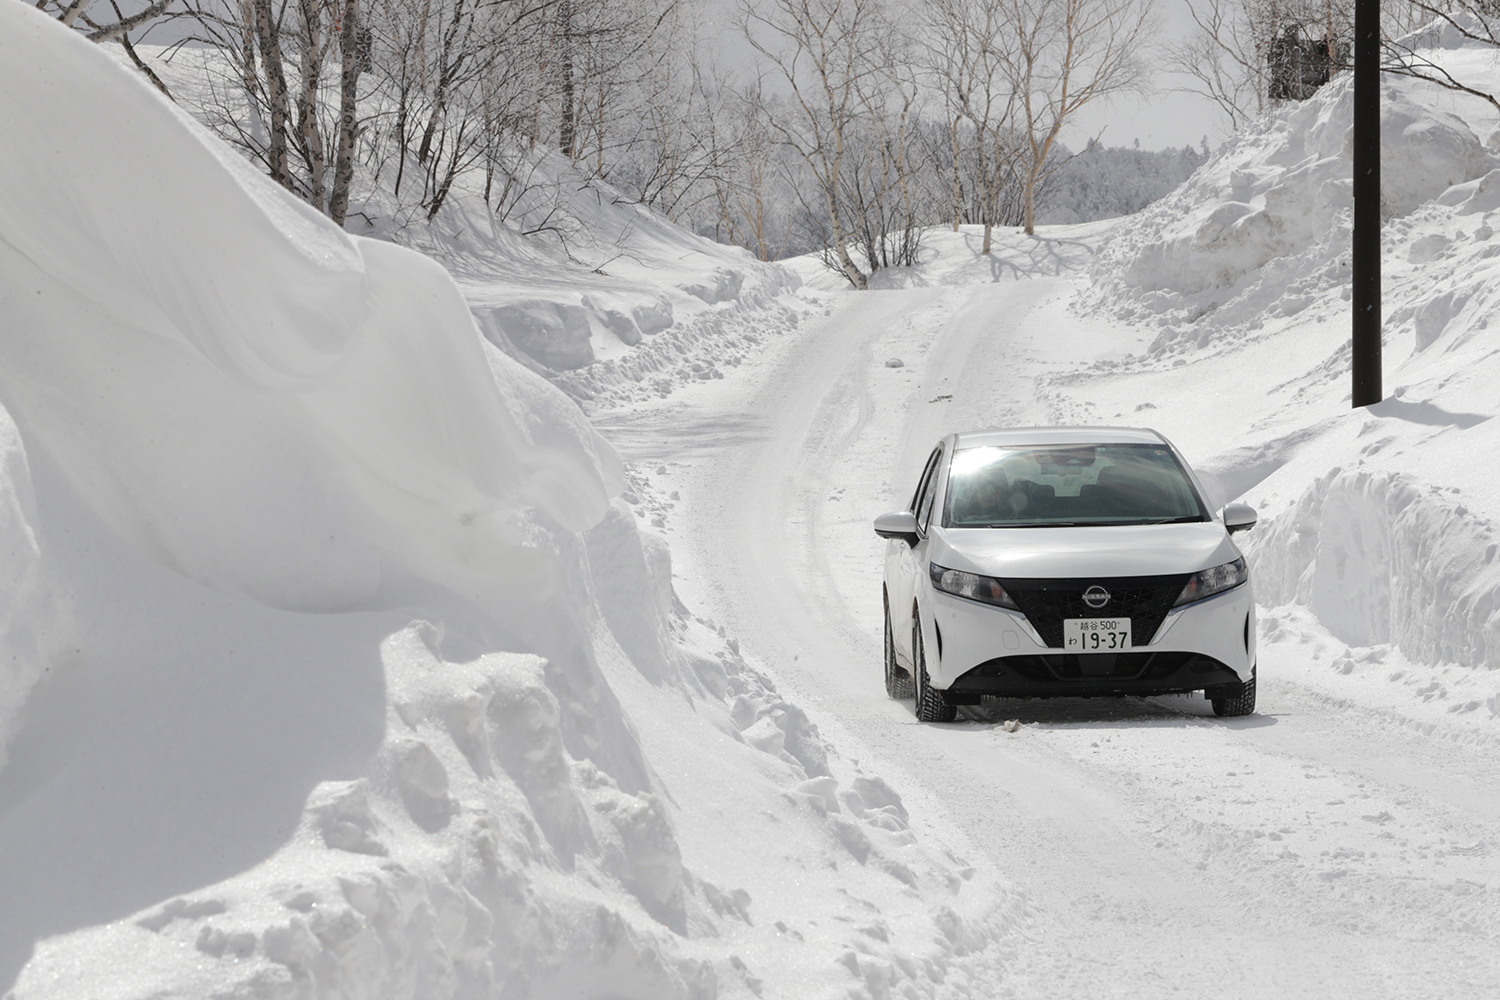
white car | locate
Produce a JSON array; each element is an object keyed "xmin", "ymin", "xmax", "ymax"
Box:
[{"xmin": 874, "ymin": 427, "xmax": 1258, "ymax": 722}]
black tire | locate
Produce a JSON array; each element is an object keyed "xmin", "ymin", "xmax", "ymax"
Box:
[
  {"xmin": 883, "ymin": 599, "xmax": 914, "ymax": 699},
  {"xmin": 913, "ymin": 620, "xmax": 957, "ymax": 723},
  {"xmin": 1211, "ymin": 665, "xmax": 1257, "ymax": 718}
]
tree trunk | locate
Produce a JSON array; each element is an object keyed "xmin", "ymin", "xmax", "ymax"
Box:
[
  {"xmin": 559, "ymin": 0, "xmax": 576, "ymax": 157},
  {"xmin": 329, "ymin": 0, "xmax": 361, "ymax": 226},
  {"xmin": 1022, "ymin": 169, "xmax": 1037, "ymax": 235},
  {"xmin": 950, "ymin": 115, "xmax": 962, "ymax": 232},
  {"xmin": 253, "ymin": 0, "xmax": 293, "ymax": 192},
  {"xmin": 976, "ymin": 122, "xmax": 995, "ymax": 253},
  {"xmin": 240, "ymin": 1, "xmax": 266, "ymax": 145},
  {"xmin": 828, "ymin": 202, "xmax": 868, "ymax": 289},
  {"xmin": 416, "ymin": 0, "xmax": 466, "ymax": 167},
  {"xmin": 296, "ymin": 0, "xmax": 328, "ymax": 210}
]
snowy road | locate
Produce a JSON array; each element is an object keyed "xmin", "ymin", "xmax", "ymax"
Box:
[{"xmin": 596, "ymin": 233, "xmax": 1500, "ymax": 998}]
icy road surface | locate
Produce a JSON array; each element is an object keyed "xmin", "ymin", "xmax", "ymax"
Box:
[{"xmin": 598, "ymin": 229, "xmax": 1500, "ymax": 998}]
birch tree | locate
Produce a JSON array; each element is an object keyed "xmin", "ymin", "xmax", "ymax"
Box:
[
  {"xmin": 739, "ymin": 0, "xmax": 894, "ymax": 288},
  {"xmin": 999, "ymin": 0, "xmax": 1156, "ymax": 234},
  {"xmin": 1163, "ymin": 0, "xmax": 1268, "ymax": 133},
  {"xmin": 926, "ymin": 0, "xmax": 1028, "ymax": 253}
]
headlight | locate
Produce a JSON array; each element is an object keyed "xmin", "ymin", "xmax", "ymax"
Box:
[
  {"xmin": 1174, "ymin": 557, "xmax": 1247, "ymax": 606},
  {"xmin": 929, "ymin": 564, "xmax": 1018, "ymax": 609}
]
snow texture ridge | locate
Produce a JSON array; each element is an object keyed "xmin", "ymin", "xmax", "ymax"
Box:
[{"xmin": 0, "ymin": 403, "xmax": 47, "ymax": 774}]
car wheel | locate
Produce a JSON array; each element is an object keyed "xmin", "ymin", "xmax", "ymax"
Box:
[
  {"xmin": 912, "ymin": 619, "xmax": 957, "ymax": 723},
  {"xmin": 1210, "ymin": 665, "xmax": 1257, "ymax": 718},
  {"xmin": 884, "ymin": 600, "xmax": 914, "ymax": 699}
]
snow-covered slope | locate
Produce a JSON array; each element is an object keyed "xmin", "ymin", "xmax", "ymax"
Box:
[{"xmin": 0, "ymin": 6, "xmax": 1017, "ymax": 998}]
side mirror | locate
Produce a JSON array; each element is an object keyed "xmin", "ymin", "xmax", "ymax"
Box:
[
  {"xmin": 873, "ymin": 510, "xmax": 920, "ymax": 546},
  {"xmin": 1222, "ymin": 502, "xmax": 1258, "ymax": 535}
]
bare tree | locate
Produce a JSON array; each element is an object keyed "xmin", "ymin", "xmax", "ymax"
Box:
[
  {"xmin": 172, "ymin": 0, "xmax": 364, "ymax": 215},
  {"xmin": 737, "ymin": 0, "xmax": 929, "ymax": 284},
  {"xmin": 1166, "ymin": 0, "xmax": 1430, "ymax": 138},
  {"xmin": 994, "ymin": 0, "xmax": 1157, "ymax": 235},
  {"xmin": 588, "ymin": 3, "xmax": 719, "ymax": 211},
  {"xmin": 718, "ymin": 88, "xmax": 799, "ymax": 260},
  {"xmin": 36, "ymin": 0, "xmax": 181, "ymax": 40},
  {"xmin": 1163, "ymin": 0, "xmax": 1267, "ymax": 134},
  {"xmin": 548, "ymin": 0, "xmax": 682, "ymax": 170},
  {"xmin": 1384, "ymin": 2, "xmax": 1500, "ymax": 116},
  {"xmin": 925, "ymin": 0, "xmax": 1027, "ymax": 253},
  {"xmin": 739, "ymin": 0, "xmax": 899, "ymax": 288}
]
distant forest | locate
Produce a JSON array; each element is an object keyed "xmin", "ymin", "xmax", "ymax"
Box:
[{"xmin": 1037, "ymin": 141, "xmax": 1211, "ymax": 225}]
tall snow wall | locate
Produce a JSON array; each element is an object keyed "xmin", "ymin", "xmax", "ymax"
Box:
[{"xmin": 0, "ymin": 5, "xmax": 694, "ymax": 996}]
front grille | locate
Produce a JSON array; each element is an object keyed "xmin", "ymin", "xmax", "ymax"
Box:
[
  {"xmin": 949, "ymin": 650, "xmax": 1239, "ymax": 694},
  {"xmin": 1002, "ymin": 574, "xmax": 1190, "ymax": 649}
]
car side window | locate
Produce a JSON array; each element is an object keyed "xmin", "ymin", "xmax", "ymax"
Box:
[
  {"xmin": 910, "ymin": 448, "xmax": 941, "ymax": 513},
  {"xmin": 915, "ymin": 448, "xmax": 944, "ymax": 531}
]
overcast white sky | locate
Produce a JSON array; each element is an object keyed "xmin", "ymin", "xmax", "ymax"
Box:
[{"xmin": 701, "ymin": 0, "xmax": 1231, "ymax": 153}]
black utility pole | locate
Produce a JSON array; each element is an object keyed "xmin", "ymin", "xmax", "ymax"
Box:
[{"xmin": 1351, "ymin": 0, "xmax": 1382, "ymax": 407}]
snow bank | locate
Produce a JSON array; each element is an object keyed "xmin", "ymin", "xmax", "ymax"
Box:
[
  {"xmin": 1, "ymin": 7, "xmax": 1018, "ymax": 996},
  {"xmin": 0, "ymin": 7, "xmax": 621, "ymax": 614},
  {"xmin": 424, "ymin": 179, "xmax": 802, "ymax": 396},
  {"xmin": 136, "ymin": 42, "xmax": 805, "ymax": 410},
  {"xmin": 451, "ymin": 197, "xmax": 806, "ymax": 408},
  {"xmin": 1083, "ymin": 52, "xmax": 1498, "ymax": 342},
  {"xmin": 1252, "ymin": 466, "xmax": 1500, "ymax": 666}
]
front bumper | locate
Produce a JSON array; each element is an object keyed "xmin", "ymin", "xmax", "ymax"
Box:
[{"xmin": 924, "ymin": 582, "xmax": 1255, "ymax": 700}]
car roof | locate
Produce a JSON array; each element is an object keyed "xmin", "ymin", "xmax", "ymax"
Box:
[{"xmin": 951, "ymin": 426, "xmax": 1169, "ymax": 448}]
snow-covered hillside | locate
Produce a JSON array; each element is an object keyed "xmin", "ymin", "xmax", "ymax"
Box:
[{"xmin": 0, "ymin": 6, "xmax": 1017, "ymax": 999}]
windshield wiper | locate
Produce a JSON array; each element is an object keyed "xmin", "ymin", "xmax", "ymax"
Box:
[
  {"xmin": 980, "ymin": 521, "xmax": 1079, "ymax": 528},
  {"xmin": 1073, "ymin": 515, "xmax": 1207, "ymax": 526}
]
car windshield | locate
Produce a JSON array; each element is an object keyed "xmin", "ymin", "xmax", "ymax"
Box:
[{"xmin": 943, "ymin": 442, "xmax": 1209, "ymax": 527}]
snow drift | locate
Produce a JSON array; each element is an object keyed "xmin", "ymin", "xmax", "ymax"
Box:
[
  {"xmin": 1084, "ymin": 47, "xmax": 1499, "ymax": 341},
  {"xmin": 0, "ymin": 6, "xmax": 1017, "ymax": 998},
  {"xmin": 140, "ymin": 41, "xmax": 803, "ymax": 408},
  {"xmin": 0, "ymin": 11, "xmax": 622, "ymax": 615}
]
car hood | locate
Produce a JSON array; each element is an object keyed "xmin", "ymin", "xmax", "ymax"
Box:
[{"xmin": 930, "ymin": 522, "xmax": 1240, "ymax": 580}]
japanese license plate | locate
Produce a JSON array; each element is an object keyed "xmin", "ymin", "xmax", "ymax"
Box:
[{"xmin": 1063, "ymin": 618, "xmax": 1132, "ymax": 651}]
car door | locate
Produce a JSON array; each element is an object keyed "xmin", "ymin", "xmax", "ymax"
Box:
[{"xmin": 891, "ymin": 444, "xmax": 943, "ymax": 666}]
